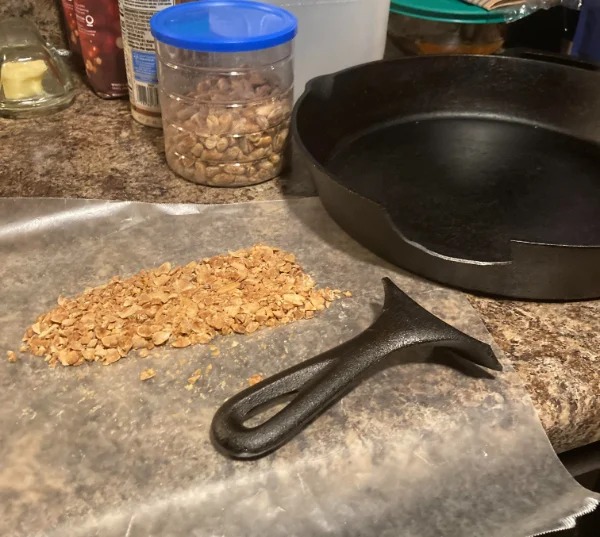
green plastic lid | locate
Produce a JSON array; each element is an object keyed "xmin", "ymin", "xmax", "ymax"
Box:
[{"xmin": 390, "ymin": 0, "xmax": 509, "ymax": 24}]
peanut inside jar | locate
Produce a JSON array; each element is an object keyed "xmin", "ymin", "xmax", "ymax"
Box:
[{"xmin": 163, "ymin": 71, "xmax": 292, "ymax": 187}]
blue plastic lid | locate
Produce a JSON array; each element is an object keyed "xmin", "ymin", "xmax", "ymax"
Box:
[
  {"xmin": 150, "ymin": 0, "xmax": 297, "ymax": 53},
  {"xmin": 390, "ymin": 0, "xmax": 510, "ymax": 24}
]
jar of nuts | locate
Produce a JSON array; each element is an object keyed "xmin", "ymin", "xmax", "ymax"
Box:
[{"xmin": 150, "ymin": 1, "xmax": 297, "ymax": 187}]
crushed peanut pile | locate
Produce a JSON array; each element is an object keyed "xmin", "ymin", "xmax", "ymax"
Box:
[{"xmin": 21, "ymin": 245, "xmax": 345, "ymax": 367}]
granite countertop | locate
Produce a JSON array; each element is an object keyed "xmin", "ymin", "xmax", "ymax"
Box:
[
  {"xmin": 1, "ymin": 86, "xmax": 599, "ymax": 453},
  {"xmin": 0, "ymin": 0, "xmax": 66, "ymax": 50}
]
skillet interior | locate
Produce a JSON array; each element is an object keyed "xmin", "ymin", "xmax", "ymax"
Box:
[{"xmin": 294, "ymin": 55, "xmax": 600, "ymax": 264}]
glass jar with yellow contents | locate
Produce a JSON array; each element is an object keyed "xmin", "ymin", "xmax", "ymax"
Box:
[{"xmin": 0, "ymin": 18, "xmax": 74, "ymax": 117}]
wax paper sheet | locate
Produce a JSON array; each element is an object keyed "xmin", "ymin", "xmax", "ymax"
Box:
[{"xmin": 0, "ymin": 198, "xmax": 597, "ymax": 537}]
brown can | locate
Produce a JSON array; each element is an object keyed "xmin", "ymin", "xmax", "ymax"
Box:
[
  {"xmin": 59, "ymin": 0, "xmax": 82, "ymax": 57},
  {"xmin": 74, "ymin": 0, "xmax": 128, "ymax": 98}
]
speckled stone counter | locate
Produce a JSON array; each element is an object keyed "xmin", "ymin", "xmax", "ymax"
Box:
[
  {"xmin": 0, "ymin": 0, "xmax": 66, "ymax": 49},
  {"xmin": 0, "ymin": 85, "xmax": 314, "ymax": 203},
  {"xmin": 0, "ymin": 86, "xmax": 598, "ymax": 453}
]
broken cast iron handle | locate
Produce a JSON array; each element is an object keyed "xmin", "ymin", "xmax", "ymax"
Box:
[{"xmin": 211, "ymin": 278, "xmax": 502, "ymax": 459}]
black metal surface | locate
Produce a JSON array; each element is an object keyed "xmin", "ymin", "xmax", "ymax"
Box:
[
  {"xmin": 559, "ymin": 441, "xmax": 600, "ymax": 478},
  {"xmin": 211, "ymin": 278, "xmax": 501, "ymax": 459},
  {"xmin": 292, "ymin": 54, "xmax": 600, "ymax": 300}
]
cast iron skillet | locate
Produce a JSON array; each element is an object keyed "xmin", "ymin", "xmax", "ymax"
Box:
[
  {"xmin": 292, "ymin": 52, "xmax": 600, "ymax": 300},
  {"xmin": 211, "ymin": 53, "xmax": 598, "ymax": 459}
]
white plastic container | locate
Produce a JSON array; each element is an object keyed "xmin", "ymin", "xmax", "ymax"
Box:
[{"xmin": 255, "ymin": 0, "xmax": 391, "ymax": 97}]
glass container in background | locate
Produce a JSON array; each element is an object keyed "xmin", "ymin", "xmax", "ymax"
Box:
[
  {"xmin": 0, "ymin": 18, "xmax": 74, "ymax": 117},
  {"xmin": 151, "ymin": 0, "xmax": 297, "ymax": 187},
  {"xmin": 389, "ymin": 0, "xmax": 506, "ymax": 55}
]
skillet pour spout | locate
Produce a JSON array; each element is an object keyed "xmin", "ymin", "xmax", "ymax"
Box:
[{"xmin": 211, "ymin": 278, "xmax": 502, "ymax": 459}]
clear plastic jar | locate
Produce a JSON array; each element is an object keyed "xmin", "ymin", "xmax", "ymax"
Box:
[{"xmin": 151, "ymin": 1, "xmax": 297, "ymax": 187}]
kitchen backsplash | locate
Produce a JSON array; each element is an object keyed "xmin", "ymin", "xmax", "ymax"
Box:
[{"xmin": 0, "ymin": 0, "xmax": 66, "ymax": 49}]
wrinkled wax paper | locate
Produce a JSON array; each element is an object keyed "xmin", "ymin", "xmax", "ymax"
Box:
[{"xmin": 0, "ymin": 198, "xmax": 597, "ymax": 537}]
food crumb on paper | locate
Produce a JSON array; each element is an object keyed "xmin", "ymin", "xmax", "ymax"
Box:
[
  {"xmin": 139, "ymin": 368, "xmax": 156, "ymax": 381},
  {"xmin": 6, "ymin": 350, "xmax": 17, "ymax": 363},
  {"xmin": 187, "ymin": 369, "xmax": 202, "ymax": 386},
  {"xmin": 185, "ymin": 364, "xmax": 214, "ymax": 391},
  {"xmin": 248, "ymin": 374, "xmax": 264, "ymax": 386}
]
